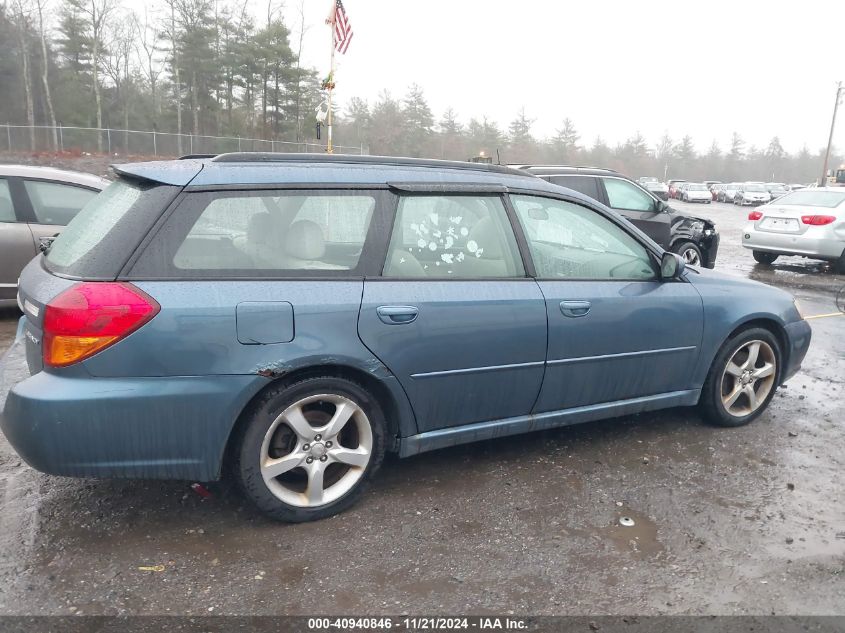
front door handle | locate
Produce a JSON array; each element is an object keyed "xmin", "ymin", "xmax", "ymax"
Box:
[
  {"xmin": 560, "ymin": 300, "xmax": 591, "ymax": 318},
  {"xmin": 377, "ymin": 305, "xmax": 419, "ymax": 325}
]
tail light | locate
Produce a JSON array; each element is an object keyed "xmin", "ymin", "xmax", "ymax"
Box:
[
  {"xmin": 800, "ymin": 215, "xmax": 836, "ymax": 226},
  {"xmin": 43, "ymin": 282, "xmax": 159, "ymax": 367},
  {"xmin": 748, "ymin": 211, "xmax": 763, "ymax": 221}
]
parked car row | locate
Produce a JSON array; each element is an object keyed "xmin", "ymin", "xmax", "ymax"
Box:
[{"xmin": 1, "ymin": 153, "xmax": 812, "ymax": 523}]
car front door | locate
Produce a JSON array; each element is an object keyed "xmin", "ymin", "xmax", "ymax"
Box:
[
  {"xmin": 599, "ymin": 176, "xmax": 672, "ymax": 248},
  {"xmin": 510, "ymin": 194, "xmax": 704, "ymax": 413},
  {"xmin": 358, "ymin": 192, "xmax": 548, "ymax": 433},
  {"xmin": 0, "ymin": 177, "xmax": 36, "ymax": 303}
]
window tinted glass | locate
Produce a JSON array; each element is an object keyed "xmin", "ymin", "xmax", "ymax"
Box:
[
  {"xmin": 548, "ymin": 175, "xmax": 600, "ymax": 200},
  {"xmin": 0, "ymin": 179, "xmax": 14, "ymax": 222},
  {"xmin": 173, "ymin": 193, "xmax": 375, "ymax": 271},
  {"xmin": 24, "ymin": 180, "xmax": 98, "ymax": 225},
  {"xmin": 383, "ymin": 195, "xmax": 524, "ymax": 278},
  {"xmin": 603, "ymin": 178, "xmax": 656, "ymax": 211},
  {"xmin": 511, "ymin": 195, "xmax": 656, "ymax": 280}
]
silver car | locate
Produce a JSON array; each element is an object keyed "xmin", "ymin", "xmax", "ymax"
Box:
[
  {"xmin": 733, "ymin": 183, "xmax": 772, "ymax": 206},
  {"xmin": 0, "ymin": 165, "xmax": 107, "ymax": 307},
  {"xmin": 742, "ymin": 187, "xmax": 845, "ymax": 272}
]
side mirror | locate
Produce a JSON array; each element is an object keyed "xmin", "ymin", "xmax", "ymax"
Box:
[{"xmin": 660, "ymin": 251, "xmax": 686, "ymax": 280}]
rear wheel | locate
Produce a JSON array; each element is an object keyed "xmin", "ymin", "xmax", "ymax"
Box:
[
  {"xmin": 234, "ymin": 376, "xmax": 386, "ymax": 522},
  {"xmin": 700, "ymin": 328, "xmax": 781, "ymax": 427},
  {"xmin": 835, "ymin": 250, "xmax": 845, "ymax": 274},
  {"xmin": 672, "ymin": 240, "xmax": 703, "ymax": 266},
  {"xmin": 752, "ymin": 251, "xmax": 779, "ymax": 265}
]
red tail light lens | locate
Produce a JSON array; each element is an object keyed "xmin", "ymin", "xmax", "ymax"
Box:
[
  {"xmin": 43, "ymin": 282, "xmax": 160, "ymax": 367},
  {"xmin": 748, "ymin": 211, "xmax": 763, "ymax": 221},
  {"xmin": 800, "ymin": 215, "xmax": 836, "ymax": 226}
]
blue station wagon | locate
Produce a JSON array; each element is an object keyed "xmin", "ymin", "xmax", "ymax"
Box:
[{"xmin": 1, "ymin": 154, "xmax": 812, "ymax": 522}]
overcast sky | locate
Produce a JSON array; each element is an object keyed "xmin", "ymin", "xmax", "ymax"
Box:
[{"xmin": 280, "ymin": 0, "xmax": 844, "ymax": 155}]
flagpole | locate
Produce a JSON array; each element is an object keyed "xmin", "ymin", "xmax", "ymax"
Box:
[{"xmin": 327, "ymin": 21, "xmax": 335, "ymax": 154}]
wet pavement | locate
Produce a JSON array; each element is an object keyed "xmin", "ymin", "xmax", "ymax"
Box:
[{"xmin": 0, "ymin": 200, "xmax": 843, "ymax": 616}]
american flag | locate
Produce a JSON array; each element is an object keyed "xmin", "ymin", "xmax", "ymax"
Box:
[{"xmin": 327, "ymin": 0, "xmax": 353, "ymax": 54}]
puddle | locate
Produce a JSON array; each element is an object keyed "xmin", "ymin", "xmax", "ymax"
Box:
[{"xmin": 598, "ymin": 509, "xmax": 663, "ymax": 559}]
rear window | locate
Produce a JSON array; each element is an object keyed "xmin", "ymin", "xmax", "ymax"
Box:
[
  {"xmin": 775, "ymin": 190, "xmax": 845, "ymax": 208},
  {"xmin": 45, "ymin": 179, "xmax": 177, "ymax": 279}
]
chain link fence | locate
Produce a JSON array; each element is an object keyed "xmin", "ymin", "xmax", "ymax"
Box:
[{"xmin": 0, "ymin": 124, "xmax": 366, "ymax": 157}]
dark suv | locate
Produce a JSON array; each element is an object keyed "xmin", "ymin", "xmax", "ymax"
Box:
[{"xmin": 513, "ymin": 165, "xmax": 720, "ymax": 267}]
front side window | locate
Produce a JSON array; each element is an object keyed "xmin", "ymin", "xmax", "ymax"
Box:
[
  {"xmin": 603, "ymin": 178, "xmax": 656, "ymax": 211},
  {"xmin": 511, "ymin": 195, "xmax": 656, "ymax": 280},
  {"xmin": 0, "ymin": 178, "xmax": 13, "ymax": 222},
  {"xmin": 173, "ymin": 192, "xmax": 376, "ymax": 272},
  {"xmin": 383, "ymin": 195, "xmax": 524, "ymax": 278},
  {"xmin": 23, "ymin": 180, "xmax": 98, "ymax": 226}
]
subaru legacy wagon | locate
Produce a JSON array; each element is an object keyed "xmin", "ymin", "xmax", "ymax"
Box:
[{"xmin": 1, "ymin": 154, "xmax": 812, "ymax": 522}]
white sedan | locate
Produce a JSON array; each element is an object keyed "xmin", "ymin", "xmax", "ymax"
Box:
[
  {"xmin": 681, "ymin": 183, "xmax": 713, "ymax": 203},
  {"xmin": 742, "ymin": 188, "xmax": 845, "ymax": 272}
]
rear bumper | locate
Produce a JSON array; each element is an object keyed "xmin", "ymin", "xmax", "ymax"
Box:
[
  {"xmin": 782, "ymin": 319, "xmax": 812, "ymax": 383},
  {"xmin": 0, "ymin": 371, "xmax": 262, "ymax": 480},
  {"xmin": 742, "ymin": 226, "xmax": 844, "ymax": 260}
]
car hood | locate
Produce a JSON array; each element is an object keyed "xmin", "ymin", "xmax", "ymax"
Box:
[{"xmin": 665, "ymin": 205, "xmax": 716, "ymax": 229}]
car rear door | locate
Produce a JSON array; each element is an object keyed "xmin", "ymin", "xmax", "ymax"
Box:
[
  {"xmin": 509, "ymin": 193, "xmax": 703, "ymax": 413},
  {"xmin": 599, "ymin": 176, "xmax": 672, "ymax": 248},
  {"xmin": 0, "ymin": 177, "xmax": 36, "ymax": 303},
  {"xmin": 357, "ymin": 190, "xmax": 548, "ymax": 433},
  {"xmin": 19, "ymin": 179, "xmax": 100, "ymax": 250}
]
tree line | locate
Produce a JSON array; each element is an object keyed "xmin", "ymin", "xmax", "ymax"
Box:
[{"xmin": 1, "ymin": 0, "xmax": 839, "ymax": 183}]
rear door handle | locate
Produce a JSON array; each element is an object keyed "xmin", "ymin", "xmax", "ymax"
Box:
[
  {"xmin": 377, "ymin": 305, "xmax": 419, "ymax": 325},
  {"xmin": 560, "ymin": 300, "xmax": 591, "ymax": 318}
]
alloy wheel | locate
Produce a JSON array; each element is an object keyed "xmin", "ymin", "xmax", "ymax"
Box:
[
  {"xmin": 720, "ymin": 340, "xmax": 777, "ymax": 417},
  {"xmin": 681, "ymin": 247, "xmax": 701, "ymax": 265},
  {"xmin": 259, "ymin": 393, "xmax": 373, "ymax": 508}
]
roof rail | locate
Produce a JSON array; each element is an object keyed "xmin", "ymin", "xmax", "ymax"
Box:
[
  {"xmin": 517, "ymin": 164, "xmax": 620, "ymax": 173},
  {"xmin": 210, "ymin": 152, "xmax": 523, "ymax": 175},
  {"xmin": 179, "ymin": 154, "xmax": 217, "ymax": 160}
]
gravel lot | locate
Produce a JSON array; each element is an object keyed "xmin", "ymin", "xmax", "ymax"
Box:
[{"xmin": 0, "ymin": 160, "xmax": 842, "ymax": 616}]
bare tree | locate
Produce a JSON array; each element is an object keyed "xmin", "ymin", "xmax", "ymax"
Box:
[
  {"xmin": 69, "ymin": 0, "xmax": 117, "ymax": 151},
  {"xmin": 161, "ymin": 0, "xmax": 182, "ymax": 153},
  {"xmin": 34, "ymin": 0, "xmax": 58, "ymax": 149},
  {"xmin": 11, "ymin": 0, "xmax": 36, "ymax": 150},
  {"xmin": 293, "ymin": 0, "xmax": 308, "ymax": 142},
  {"xmin": 103, "ymin": 16, "xmax": 135, "ymax": 151},
  {"xmin": 133, "ymin": 6, "xmax": 164, "ymax": 130}
]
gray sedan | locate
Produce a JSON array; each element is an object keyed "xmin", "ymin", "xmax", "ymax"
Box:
[
  {"xmin": 742, "ymin": 188, "xmax": 845, "ymax": 272},
  {"xmin": 0, "ymin": 165, "xmax": 107, "ymax": 307}
]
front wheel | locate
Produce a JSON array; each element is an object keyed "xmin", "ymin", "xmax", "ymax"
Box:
[
  {"xmin": 753, "ymin": 250, "xmax": 779, "ymax": 265},
  {"xmin": 234, "ymin": 376, "xmax": 387, "ymax": 522},
  {"xmin": 700, "ymin": 328, "xmax": 782, "ymax": 427},
  {"xmin": 672, "ymin": 240, "xmax": 703, "ymax": 266}
]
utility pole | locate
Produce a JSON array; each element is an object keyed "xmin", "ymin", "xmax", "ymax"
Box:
[{"xmin": 820, "ymin": 81, "xmax": 843, "ymax": 186}]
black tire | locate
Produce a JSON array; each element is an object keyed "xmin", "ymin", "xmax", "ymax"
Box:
[
  {"xmin": 835, "ymin": 250, "xmax": 845, "ymax": 275},
  {"xmin": 672, "ymin": 240, "xmax": 703, "ymax": 266},
  {"xmin": 234, "ymin": 376, "xmax": 387, "ymax": 522},
  {"xmin": 752, "ymin": 250, "xmax": 779, "ymax": 265},
  {"xmin": 699, "ymin": 327, "xmax": 782, "ymax": 427}
]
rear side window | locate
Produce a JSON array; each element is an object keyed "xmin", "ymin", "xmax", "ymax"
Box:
[
  {"xmin": 131, "ymin": 190, "xmax": 387, "ymax": 278},
  {"xmin": 45, "ymin": 180, "xmax": 178, "ymax": 279},
  {"xmin": 548, "ymin": 175, "xmax": 600, "ymax": 201},
  {"xmin": 383, "ymin": 195, "xmax": 524, "ymax": 278},
  {"xmin": 0, "ymin": 179, "xmax": 14, "ymax": 222},
  {"xmin": 23, "ymin": 180, "xmax": 98, "ymax": 226}
]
